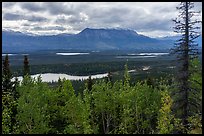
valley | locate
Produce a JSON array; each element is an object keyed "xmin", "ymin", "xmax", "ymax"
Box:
[{"xmin": 6, "ymin": 50, "xmax": 177, "ymax": 80}]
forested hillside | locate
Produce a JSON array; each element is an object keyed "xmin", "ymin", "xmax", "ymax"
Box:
[{"xmin": 2, "ymin": 55, "xmax": 202, "ymax": 134}]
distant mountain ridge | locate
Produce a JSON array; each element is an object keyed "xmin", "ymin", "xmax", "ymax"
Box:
[
  {"xmin": 157, "ymin": 35, "xmax": 202, "ymax": 47},
  {"xmin": 2, "ymin": 28, "xmax": 202, "ymax": 53}
]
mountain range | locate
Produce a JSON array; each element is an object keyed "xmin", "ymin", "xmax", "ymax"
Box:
[{"xmin": 2, "ymin": 28, "xmax": 202, "ymax": 53}]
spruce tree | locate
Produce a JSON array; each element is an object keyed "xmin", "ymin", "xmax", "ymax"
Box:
[
  {"xmin": 124, "ymin": 63, "xmax": 130, "ymax": 86},
  {"xmin": 2, "ymin": 54, "xmax": 13, "ymax": 94},
  {"xmin": 171, "ymin": 2, "xmax": 201, "ymax": 133},
  {"xmin": 23, "ymin": 55, "xmax": 30, "ymax": 77},
  {"xmin": 106, "ymin": 71, "xmax": 113, "ymax": 83},
  {"xmin": 2, "ymin": 55, "xmax": 19, "ymax": 133},
  {"xmin": 87, "ymin": 76, "xmax": 93, "ymax": 91}
]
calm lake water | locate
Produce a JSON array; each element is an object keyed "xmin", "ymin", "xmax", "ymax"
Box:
[
  {"xmin": 116, "ymin": 56, "xmax": 157, "ymax": 59},
  {"xmin": 116, "ymin": 52, "xmax": 169, "ymax": 59},
  {"xmin": 12, "ymin": 73, "xmax": 108, "ymax": 82},
  {"xmin": 2, "ymin": 54, "xmax": 29, "ymax": 56},
  {"xmin": 127, "ymin": 53, "xmax": 169, "ymax": 56},
  {"xmin": 56, "ymin": 53, "xmax": 90, "ymax": 56}
]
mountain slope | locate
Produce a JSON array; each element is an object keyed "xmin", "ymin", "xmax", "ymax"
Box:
[{"xmin": 2, "ymin": 28, "xmax": 183, "ymax": 53}]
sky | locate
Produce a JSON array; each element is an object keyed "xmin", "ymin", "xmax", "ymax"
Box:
[{"xmin": 2, "ymin": 2, "xmax": 202, "ymax": 38}]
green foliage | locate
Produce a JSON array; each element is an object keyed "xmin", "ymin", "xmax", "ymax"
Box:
[
  {"xmin": 185, "ymin": 59, "xmax": 202, "ymax": 134},
  {"xmin": 172, "ymin": 117, "xmax": 185, "ymax": 133},
  {"xmin": 2, "ymin": 93, "xmax": 13, "ymax": 134},
  {"xmin": 127, "ymin": 81, "xmax": 161, "ymax": 134},
  {"xmin": 2, "ymin": 61, "xmax": 202, "ymax": 134},
  {"xmin": 187, "ymin": 114, "xmax": 202, "ymax": 134},
  {"xmin": 171, "ymin": 2, "xmax": 201, "ymax": 133},
  {"xmin": 61, "ymin": 80, "xmax": 93, "ymax": 134},
  {"xmin": 2, "ymin": 54, "xmax": 20, "ymax": 134},
  {"xmin": 2, "ymin": 54, "xmax": 13, "ymax": 93},
  {"xmin": 16, "ymin": 76, "xmax": 51, "ymax": 134},
  {"xmin": 23, "ymin": 55, "xmax": 30, "ymax": 77},
  {"xmin": 14, "ymin": 76, "xmax": 94, "ymax": 134},
  {"xmin": 90, "ymin": 80, "xmax": 115, "ymax": 134},
  {"xmin": 188, "ymin": 58, "xmax": 202, "ymax": 114},
  {"xmin": 157, "ymin": 88, "xmax": 173, "ymax": 134},
  {"xmin": 124, "ymin": 63, "xmax": 130, "ymax": 86},
  {"xmin": 2, "ymin": 89, "xmax": 19, "ymax": 134},
  {"xmin": 86, "ymin": 76, "xmax": 93, "ymax": 91},
  {"xmin": 170, "ymin": 58, "xmax": 202, "ymax": 133},
  {"xmin": 172, "ymin": 115, "xmax": 202, "ymax": 134},
  {"xmin": 88, "ymin": 77, "xmax": 161, "ymax": 134}
]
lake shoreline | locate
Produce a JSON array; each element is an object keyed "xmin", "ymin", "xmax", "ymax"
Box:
[{"xmin": 11, "ymin": 73, "xmax": 109, "ymax": 83}]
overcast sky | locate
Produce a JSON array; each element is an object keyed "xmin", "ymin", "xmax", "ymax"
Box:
[{"xmin": 2, "ymin": 2, "xmax": 202, "ymax": 38}]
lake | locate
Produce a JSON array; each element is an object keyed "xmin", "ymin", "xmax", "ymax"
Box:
[
  {"xmin": 127, "ymin": 53, "xmax": 169, "ymax": 56},
  {"xmin": 2, "ymin": 54, "xmax": 29, "ymax": 56},
  {"xmin": 116, "ymin": 56, "xmax": 157, "ymax": 59},
  {"xmin": 56, "ymin": 53, "xmax": 90, "ymax": 56},
  {"xmin": 116, "ymin": 52, "xmax": 169, "ymax": 59},
  {"xmin": 11, "ymin": 73, "xmax": 109, "ymax": 82}
]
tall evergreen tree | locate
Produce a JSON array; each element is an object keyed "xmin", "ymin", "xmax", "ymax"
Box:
[
  {"xmin": 2, "ymin": 55, "xmax": 19, "ymax": 134},
  {"xmin": 171, "ymin": 2, "xmax": 201, "ymax": 133},
  {"xmin": 23, "ymin": 55, "xmax": 30, "ymax": 77},
  {"xmin": 106, "ymin": 71, "xmax": 113, "ymax": 83},
  {"xmin": 87, "ymin": 76, "xmax": 93, "ymax": 91},
  {"xmin": 124, "ymin": 63, "xmax": 130, "ymax": 86},
  {"xmin": 2, "ymin": 54, "xmax": 13, "ymax": 93}
]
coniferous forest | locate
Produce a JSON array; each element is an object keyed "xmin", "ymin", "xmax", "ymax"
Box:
[{"xmin": 2, "ymin": 2, "xmax": 202, "ymax": 134}]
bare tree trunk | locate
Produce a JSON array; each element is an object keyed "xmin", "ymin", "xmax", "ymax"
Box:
[{"xmin": 102, "ymin": 112, "xmax": 106, "ymax": 134}]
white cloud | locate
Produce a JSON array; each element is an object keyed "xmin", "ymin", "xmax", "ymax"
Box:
[{"xmin": 2, "ymin": 2, "xmax": 202, "ymax": 37}]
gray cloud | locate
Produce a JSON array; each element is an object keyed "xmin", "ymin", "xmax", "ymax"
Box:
[
  {"xmin": 89, "ymin": 7, "xmax": 130, "ymax": 24},
  {"xmin": 21, "ymin": 2, "xmax": 45, "ymax": 12},
  {"xmin": 27, "ymin": 16, "xmax": 47, "ymax": 22},
  {"xmin": 69, "ymin": 16, "xmax": 83, "ymax": 24},
  {"xmin": 43, "ymin": 3, "xmax": 77, "ymax": 16},
  {"xmin": 3, "ymin": 13, "xmax": 23, "ymax": 20},
  {"xmin": 32, "ymin": 26, "xmax": 66, "ymax": 31},
  {"xmin": 135, "ymin": 19, "xmax": 173, "ymax": 32},
  {"xmin": 2, "ymin": 2, "xmax": 16, "ymax": 8},
  {"xmin": 2, "ymin": 2, "xmax": 202, "ymax": 37},
  {"xmin": 56, "ymin": 15, "xmax": 84, "ymax": 24},
  {"xmin": 55, "ymin": 18, "xmax": 66, "ymax": 24},
  {"xmin": 3, "ymin": 13, "xmax": 47, "ymax": 22}
]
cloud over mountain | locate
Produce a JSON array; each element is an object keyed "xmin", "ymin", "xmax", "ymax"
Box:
[{"xmin": 2, "ymin": 2, "xmax": 202, "ymax": 37}]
